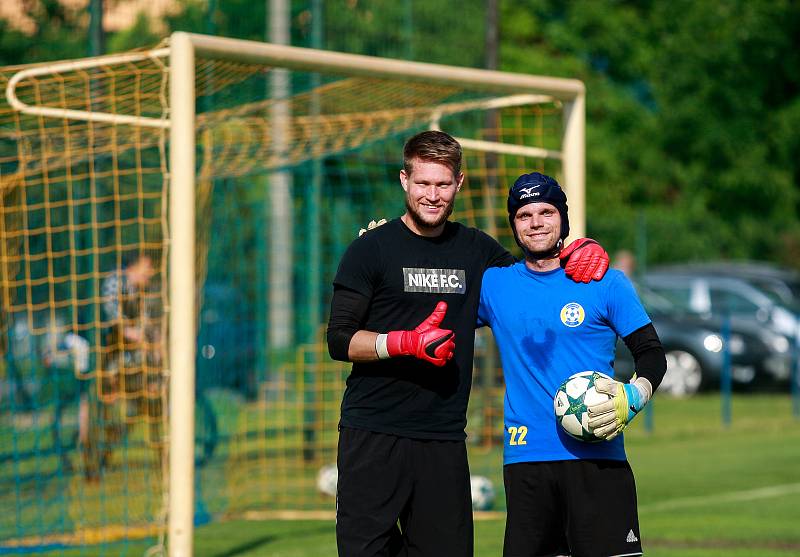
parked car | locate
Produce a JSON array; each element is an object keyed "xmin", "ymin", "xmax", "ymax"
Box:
[
  {"xmin": 614, "ymin": 286, "xmax": 792, "ymax": 396},
  {"xmin": 642, "ymin": 272, "xmax": 799, "ymax": 343},
  {"xmin": 650, "ymin": 261, "xmax": 800, "ymax": 307}
]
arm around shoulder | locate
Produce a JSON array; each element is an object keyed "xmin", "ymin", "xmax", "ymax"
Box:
[{"xmin": 559, "ymin": 238, "xmax": 609, "ymax": 283}]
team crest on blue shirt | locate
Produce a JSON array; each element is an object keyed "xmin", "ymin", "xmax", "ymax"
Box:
[{"xmin": 560, "ymin": 302, "xmax": 585, "ymax": 327}]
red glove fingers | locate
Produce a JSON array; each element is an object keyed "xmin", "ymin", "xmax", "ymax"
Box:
[{"xmin": 560, "ymin": 238, "xmax": 609, "ymax": 283}]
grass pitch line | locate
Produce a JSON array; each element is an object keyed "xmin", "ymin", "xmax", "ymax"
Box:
[{"xmin": 640, "ymin": 482, "xmax": 800, "ymax": 513}]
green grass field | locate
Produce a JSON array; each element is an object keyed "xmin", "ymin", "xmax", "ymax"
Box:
[{"xmin": 55, "ymin": 394, "xmax": 800, "ymax": 556}]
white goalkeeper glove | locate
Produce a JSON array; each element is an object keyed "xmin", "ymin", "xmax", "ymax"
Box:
[
  {"xmin": 586, "ymin": 376, "xmax": 653, "ymax": 441},
  {"xmin": 358, "ymin": 218, "xmax": 387, "ymax": 237}
]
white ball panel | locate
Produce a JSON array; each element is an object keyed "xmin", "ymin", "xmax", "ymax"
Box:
[
  {"xmin": 554, "ymin": 390, "xmax": 570, "ymax": 417},
  {"xmin": 560, "ymin": 414, "xmax": 583, "ymax": 437},
  {"xmin": 566, "ymin": 377, "xmax": 590, "ymax": 398}
]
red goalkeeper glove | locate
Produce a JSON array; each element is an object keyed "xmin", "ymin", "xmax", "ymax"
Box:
[
  {"xmin": 560, "ymin": 238, "xmax": 609, "ymax": 283},
  {"xmin": 376, "ymin": 301, "xmax": 455, "ymax": 367}
]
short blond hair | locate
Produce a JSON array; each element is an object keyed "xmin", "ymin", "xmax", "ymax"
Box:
[{"xmin": 403, "ymin": 130, "xmax": 462, "ymax": 177}]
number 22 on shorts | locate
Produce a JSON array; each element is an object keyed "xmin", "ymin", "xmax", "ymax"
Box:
[{"xmin": 507, "ymin": 425, "xmax": 528, "ymax": 446}]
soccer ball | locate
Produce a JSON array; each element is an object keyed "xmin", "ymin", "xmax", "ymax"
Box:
[
  {"xmin": 316, "ymin": 463, "xmax": 338, "ymax": 497},
  {"xmin": 553, "ymin": 371, "xmax": 613, "ymax": 442},
  {"xmin": 470, "ymin": 475, "xmax": 495, "ymax": 511}
]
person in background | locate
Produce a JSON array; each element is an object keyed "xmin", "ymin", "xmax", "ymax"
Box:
[
  {"xmin": 98, "ymin": 252, "xmax": 164, "ymax": 460},
  {"xmin": 612, "ymin": 248, "xmax": 637, "ymax": 279}
]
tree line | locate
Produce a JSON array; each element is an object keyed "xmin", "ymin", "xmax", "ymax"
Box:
[{"xmin": 2, "ymin": 0, "xmax": 798, "ymax": 268}]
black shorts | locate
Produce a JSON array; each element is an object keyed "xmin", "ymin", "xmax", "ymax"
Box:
[
  {"xmin": 336, "ymin": 426, "xmax": 473, "ymax": 557},
  {"xmin": 503, "ymin": 459, "xmax": 642, "ymax": 557}
]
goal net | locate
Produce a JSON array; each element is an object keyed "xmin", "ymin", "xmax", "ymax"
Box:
[{"xmin": 0, "ymin": 33, "xmax": 583, "ymax": 553}]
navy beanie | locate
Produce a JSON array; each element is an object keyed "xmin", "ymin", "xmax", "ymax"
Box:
[{"xmin": 507, "ymin": 172, "xmax": 570, "ymax": 240}]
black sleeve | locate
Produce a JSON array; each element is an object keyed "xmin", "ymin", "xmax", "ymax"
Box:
[
  {"xmin": 483, "ymin": 233, "xmax": 517, "ymax": 269},
  {"xmin": 622, "ymin": 322, "xmax": 667, "ymax": 392},
  {"xmin": 326, "ymin": 286, "xmax": 371, "ymax": 361},
  {"xmin": 332, "ymin": 234, "xmax": 379, "ymax": 298}
]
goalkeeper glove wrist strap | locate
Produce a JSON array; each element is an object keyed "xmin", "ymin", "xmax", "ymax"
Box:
[
  {"xmin": 631, "ymin": 376, "xmax": 653, "ymax": 406},
  {"xmin": 375, "ymin": 333, "xmax": 390, "ymax": 359}
]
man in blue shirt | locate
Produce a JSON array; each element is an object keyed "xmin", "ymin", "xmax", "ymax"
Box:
[{"xmin": 478, "ymin": 172, "xmax": 667, "ymax": 557}]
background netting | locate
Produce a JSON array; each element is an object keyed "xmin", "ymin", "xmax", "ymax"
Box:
[{"xmin": 0, "ymin": 42, "xmax": 564, "ymax": 551}]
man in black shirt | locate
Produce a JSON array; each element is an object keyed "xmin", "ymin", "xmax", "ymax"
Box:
[{"xmin": 326, "ymin": 130, "xmax": 609, "ymax": 557}]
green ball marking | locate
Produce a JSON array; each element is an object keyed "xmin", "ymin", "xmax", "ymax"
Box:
[{"xmin": 567, "ymin": 390, "xmax": 588, "ymax": 417}]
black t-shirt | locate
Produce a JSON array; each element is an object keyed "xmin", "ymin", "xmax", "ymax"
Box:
[{"xmin": 332, "ymin": 218, "xmax": 515, "ymax": 440}]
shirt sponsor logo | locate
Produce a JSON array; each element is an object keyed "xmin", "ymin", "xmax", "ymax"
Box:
[
  {"xmin": 560, "ymin": 302, "xmax": 585, "ymax": 327},
  {"xmin": 403, "ymin": 268, "xmax": 466, "ymax": 294}
]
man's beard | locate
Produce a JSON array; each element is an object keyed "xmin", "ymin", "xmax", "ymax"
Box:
[
  {"xmin": 522, "ymin": 238, "xmax": 563, "ymax": 260},
  {"xmin": 405, "ymin": 197, "xmax": 454, "ymax": 231}
]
